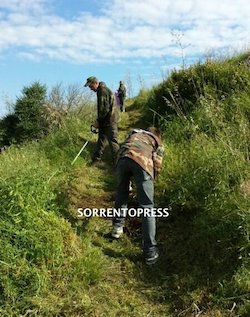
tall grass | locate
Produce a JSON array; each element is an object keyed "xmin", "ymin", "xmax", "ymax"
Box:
[
  {"xmin": 0, "ymin": 106, "xmax": 106, "ymax": 316},
  {"xmin": 145, "ymin": 52, "xmax": 250, "ymax": 315}
]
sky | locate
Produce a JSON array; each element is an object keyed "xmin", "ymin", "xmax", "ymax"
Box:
[{"xmin": 0, "ymin": 0, "xmax": 249, "ymax": 117}]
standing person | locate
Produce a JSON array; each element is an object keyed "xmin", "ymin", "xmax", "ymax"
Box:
[
  {"xmin": 117, "ymin": 81, "xmax": 126, "ymax": 112},
  {"xmin": 112, "ymin": 127, "xmax": 164, "ymax": 265},
  {"xmin": 84, "ymin": 76, "xmax": 119, "ymax": 164}
]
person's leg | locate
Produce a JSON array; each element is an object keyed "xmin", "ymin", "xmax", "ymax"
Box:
[
  {"xmin": 121, "ymin": 97, "xmax": 125, "ymax": 112},
  {"xmin": 92, "ymin": 127, "xmax": 106, "ymax": 161},
  {"xmin": 130, "ymin": 161, "xmax": 157, "ymax": 258},
  {"xmin": 106, "ymin": 125, "xmax": 120, "ymax": 164},
  {"xmin": 112, "ymin": 158, "xmax": 131, "ymax": 231}
]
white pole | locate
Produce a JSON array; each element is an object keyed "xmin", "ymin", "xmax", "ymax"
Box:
[{"xmin": 71, "ymin": 140, "xmax": 89, "ymax": 165}]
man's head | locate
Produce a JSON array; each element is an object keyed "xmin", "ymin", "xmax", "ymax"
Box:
[
  {"xmin": 84, "ymin": 76, "xmax": 99, "ymax": 91},
  {"xmin": 147, "ymin": 127, "xmax": 161, "ymax": 139}
]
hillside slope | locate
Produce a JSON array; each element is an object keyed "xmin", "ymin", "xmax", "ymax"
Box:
[{"xmin": 0, "ymin": 52, "xmax": 249, "ymax": 317}]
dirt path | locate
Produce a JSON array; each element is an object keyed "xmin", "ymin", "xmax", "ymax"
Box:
[{"xmin": 69, "ymin": 102, "xmax": 144, "ymax": 212}]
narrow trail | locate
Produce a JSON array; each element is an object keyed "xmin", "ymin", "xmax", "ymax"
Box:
[
  {"xmin": 61, "ymin": 102, "xmax": 224, "ymax": 317},
  {"xmin": 70, "ymin": 102, "xmax": 144, "ymax": 212},
  {"xmin": 64, "ymin": 103, "xmax": 172, "ymax": 317}
]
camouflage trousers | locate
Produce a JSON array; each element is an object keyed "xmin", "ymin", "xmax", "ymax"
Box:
[{"xmin": 93, "ymin": 124, "xmax": 119, "ymax": 163}]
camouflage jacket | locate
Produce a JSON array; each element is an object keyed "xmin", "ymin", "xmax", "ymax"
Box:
[
  {"xmin": 97, "ymin": 82, "xmax": 117, "ymax": 126},
  {"xmin": 117, "ymin": 129, "xmax": 164, "ymax": 179}
]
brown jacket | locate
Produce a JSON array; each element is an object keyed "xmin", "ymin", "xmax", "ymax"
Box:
[{"xmin": 117, "ymin": 129, "xmax": 164, "ymax": 179}]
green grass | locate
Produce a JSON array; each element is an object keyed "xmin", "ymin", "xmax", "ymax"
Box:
[
  {"xmin": 0, "ymin": 104, "xmax": 173, "ymax": 317},
  {"xmin": 0, "ymin": 138, "xmax": 109, "ymax": 316},
  {"xmin": 0, "ymin": 52, "xmax": 250, "ymax": 316},
  {"xmin": 147, "ymin": 51, "xmax": 250, "ymax": 316}
]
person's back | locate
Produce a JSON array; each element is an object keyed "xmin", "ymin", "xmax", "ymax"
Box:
[
  {"xmin": 118, "ymin": 81, "xmax": 126, "ymax": 112},
  {"xmin": 118, "ymin": 82, "xmax": 126, "ymax": 97},
  {"xmin": 113, "ymin": 127, "xmax": 164, "ymax": 265},
  {"xmin": 97, "ymin": 81, "xmax": 118, "ymax": 127},
  {"xmin": 117, "ymin": 128, "xmax": 163, "ymax": 178}
]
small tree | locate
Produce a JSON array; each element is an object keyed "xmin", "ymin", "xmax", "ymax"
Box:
[
  {"xmin": 0, "ymin": 114, "xmax": 19, "ymax": 146},
  {"xmin": 14, "ymin": 82, "xmax": 47, "ymax": 142}
]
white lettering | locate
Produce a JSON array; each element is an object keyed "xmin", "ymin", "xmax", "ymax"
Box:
[
  {"xmin": 163, "ymin": 208, "xmax": 169, "ymax": 217},
  {"xmin": 83, "ymin": 208, "xmax": 92, "ymax": 217},
  {"xmin": 77, "ymin": 208, "xmax": 83, "ymax": 217}
]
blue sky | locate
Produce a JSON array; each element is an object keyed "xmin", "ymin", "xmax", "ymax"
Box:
[{"xmin": 0, "ymin": 0, "xmax": 249, "ymax": 117}]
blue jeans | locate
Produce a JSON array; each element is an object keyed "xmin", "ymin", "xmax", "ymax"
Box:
[{"xmin": 113, "ymin": 157, "xmax": 157, "ymax": 256}]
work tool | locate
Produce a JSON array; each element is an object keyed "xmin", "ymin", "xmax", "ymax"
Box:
[
  {"xmin": 71, "ymin": 124, "xmax": 98, "ymax": 165},
  {"xmin": 71, "ymin": 140, "xmax": 89, "ymax": 165}
]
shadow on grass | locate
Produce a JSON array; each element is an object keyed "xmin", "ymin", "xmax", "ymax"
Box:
[
  {"xmin": 107, "ymin": 102, "xmax": 244, "ymax": 315},
  {"xmin": 89, "ymin": 203, "xmax": 243, "ymax": 316},
  {"xmin": 133, "ymin": 207, "xmax": 243, "ymax": 316}
]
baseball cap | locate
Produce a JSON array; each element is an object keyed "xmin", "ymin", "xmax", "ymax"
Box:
[{"xmin": 84, "ymin": 76, "xmax": 98, "ymax": 87}]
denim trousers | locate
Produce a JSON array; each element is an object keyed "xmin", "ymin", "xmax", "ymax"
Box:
[{"xmin": 113, "ymin": 157, "xmax": 157, "ymax": 255}]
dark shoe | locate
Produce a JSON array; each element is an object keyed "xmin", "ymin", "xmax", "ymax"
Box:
[
  {"xmin": 91, "ymin": 157, "xmax": 101, "ymax": 165},
  {"xmin": 145, "ymin": 251, "xmax": 159, "ymax": 265}
]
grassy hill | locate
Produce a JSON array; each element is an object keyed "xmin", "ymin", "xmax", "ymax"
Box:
[{"xmin": 0, "ymin": 52, "xmax": 249, "ymax": 316}]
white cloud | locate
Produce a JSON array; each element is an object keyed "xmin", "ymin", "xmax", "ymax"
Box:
[
  {"xmin": 0, "ymin": 0, "xmax": 249, "ymax": 64},
  {"xmin": 0, "ymin": 0, "xmax": 47, "ymax": 15}
]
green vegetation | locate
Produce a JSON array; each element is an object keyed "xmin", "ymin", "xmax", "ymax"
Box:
[
  {"xmin": 139, "ymin": 51, "xmax": 250, "ymax": 316},
  {"xmin": 0, "ymin": 82, "xmax": 49, "ymax": 146},
  {"xmin": 0, "ymin": 52, "xmax": 249, "ymax": 316}
]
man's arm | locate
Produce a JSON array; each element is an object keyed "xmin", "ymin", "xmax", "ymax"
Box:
[{"xmin": 153, "ymin": 144, "xmax": 164, "ymax": 178}]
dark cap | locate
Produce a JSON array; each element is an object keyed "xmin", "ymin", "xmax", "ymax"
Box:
[{"xmin": 84, "ymin": 76, "xmax": 98, "ymax": 87}]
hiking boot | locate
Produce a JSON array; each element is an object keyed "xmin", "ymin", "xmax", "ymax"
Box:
[
  {"xmin": 111, "ymin": 225, "xmax": 123, "ymax": 239},
  {"xmin": 145, "ymin": 250, "xmax": 159, "ymax": 265},
  {"xmin": 90, "ymin": 157, "xmax": 101, "ymax": 166}
]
